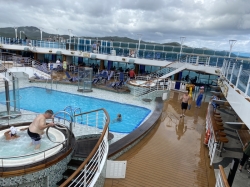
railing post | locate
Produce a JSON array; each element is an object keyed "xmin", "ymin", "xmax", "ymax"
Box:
[
  {"xmin": 96, "ymin": 111, "xmax": 98, "ymax": 133},
  {"xmin": 86, "ymin": 114, "xmax": 89, "ymax": 129},
  {"xmin": 245, "ymin": 74, "xmax": 250, "ymax": 96},
  {"xmin": 221, "ymin": 59, "xmax": 225, "ymax": 75},
  {"xmin": 98, "ymin": 146, "xmax": 101, "ymax": 172},
  {"xmin": 229, "ymin": 63, "xmax": 235, "ymax": 83},
  {"xmin": 83, "ymin": 166, "xmax": 87, "ymax": 187},
  {"xmin": 226, "ymin": 61, "xmax": 231, "ymax": 80},
  {"xmin": 235, "ymin": 65, "xmax": 242, "ymax": 89}
]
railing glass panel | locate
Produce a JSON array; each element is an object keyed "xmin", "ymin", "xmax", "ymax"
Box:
[
  {"xmin": 155, "ymin": 45, "xmax": 163, "ymax": 51},
  {"xmin": 237, "ymin": 70, "xmax": 249, "ymax": 93},
  {"xmin": 172, "ymin": 46, "xmax": 181, "ymax": 52}
]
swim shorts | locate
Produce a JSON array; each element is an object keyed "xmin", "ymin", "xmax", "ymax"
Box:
[
  {"xmin": 181, "ymin": 102, "xmax": 188, "ymax": 110},
  {"xmin": 28, "ymin": 128, "xmax": 41, "ymax": 143}
]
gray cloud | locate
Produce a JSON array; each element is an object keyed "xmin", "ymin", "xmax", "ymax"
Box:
[{"xmin": 0, "ymin": 0, "xmax": 250, "ymax": 52}]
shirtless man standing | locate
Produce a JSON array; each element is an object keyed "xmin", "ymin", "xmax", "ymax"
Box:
[
  {"xmin": 28, "ymin": 110, "xmax": 55, "ymax": 149},
  {"xmin": 180, "ymin": 91, "xmax": 190, "ymax": 118}
]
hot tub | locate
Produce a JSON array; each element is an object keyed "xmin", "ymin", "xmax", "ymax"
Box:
[{"xmin": 0, "ymin": 126, "xmax": 65, "ymax": 167}]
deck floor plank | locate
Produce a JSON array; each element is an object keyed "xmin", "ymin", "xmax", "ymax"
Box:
[{"xmin": 104, "ymin": 91, "xmax": 216, "ymax": 187}]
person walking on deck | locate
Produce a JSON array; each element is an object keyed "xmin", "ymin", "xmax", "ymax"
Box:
[
  {"xmin": 179, "ymin": 91, "xmax": 190, "ymax": 118},
  {"xmin": 239, "ymin": 142, "xmax": 250, "ymax": 172},
  {"xmin": 196, "ymin": 86, "xmax": 204, "ymax": 108}
]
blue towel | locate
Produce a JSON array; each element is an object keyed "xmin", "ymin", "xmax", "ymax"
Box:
[{"xmin": 196, "ymin": 94, "xmax": 203, "ymax": 107}]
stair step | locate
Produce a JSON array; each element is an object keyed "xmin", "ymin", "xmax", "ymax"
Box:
[
  {"xmin": 56, "ymin": 178, "xmax": 67, "ymax": 186},
  {"xmin": 63, "ymin": 168, "xmax": 76, "ymax": 178},
  {"xmin": 68, "ymin": 159, "xmax": 85, "ymax": 168},
  {"xmin": 56, "ymin": 178, "xmax": 82, "ymax": 187}
]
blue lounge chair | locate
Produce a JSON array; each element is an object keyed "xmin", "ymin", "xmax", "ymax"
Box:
[
  {"xmin": 112, "ymin": 72, "xmax": 124, "ymax": 89},
  {"xmin": 92, "ymin": 77, "xmax": 102, "ymax": 84},
  {"xmin": 34, "ymin": 73, "xmax": 44, "ymax": 79},
  {"xmin": 93, "ymin": 71, "xmax": 108, "ymax": 84},
  {"xmin": 65, "ymin": 71, "xmax": 78, "ymax": 82}
]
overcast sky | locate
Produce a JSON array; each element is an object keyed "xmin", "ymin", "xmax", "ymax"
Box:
[{"xmin": 0, "ymin": 0, "xmax": 250, "ymax": 52}]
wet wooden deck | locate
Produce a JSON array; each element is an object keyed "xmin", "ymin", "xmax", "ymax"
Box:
[{"xmin": 104, "ymin": 91, "xmax": 216, "ymax": 187}]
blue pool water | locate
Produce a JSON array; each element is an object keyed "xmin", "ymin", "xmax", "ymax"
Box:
[{"xmin": 0, "ymin": 87, "xmax": 150, "ymax": 133}]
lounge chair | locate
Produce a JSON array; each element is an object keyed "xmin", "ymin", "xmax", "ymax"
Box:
[
  {"xmin": 53, "ymin": 65, "xmax": 63, "ymax": 72},
  {"xmin": 108, "ymin": 71, "xmax": 114, "ymax": 81},
  {"xmin": 92, "ymin": 77, "xmax": 102, "ymax": 84},
  {"xmin": 112, "ymin": 80, "xmax": 123, "ymax": 89},
  {"xmin": 93, "ymin": 71, "xmax": 108, "ymax": 84},
  {"xmin": 65, "ymin": 71, "xmax": 78, "ymax": 82},
  {"xmin": 34, "ymin": 73, "xmax": 44, "ymax": 79},
  {"xmin": 112, "ymin": 72, "xmax": 124, "ymax": 89}
]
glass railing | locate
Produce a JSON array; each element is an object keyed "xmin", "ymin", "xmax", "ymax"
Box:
[
  {"xmin": 1, "ymin": 37, "xmax": 250, "ymax": 65},
  {"xmin": 222, "ymin": 60, "xmax": 250, "ymax": 96}
]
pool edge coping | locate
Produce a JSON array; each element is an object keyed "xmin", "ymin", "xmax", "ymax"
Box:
[{"xmin": 108, "ymin": 97, "xmax": 163, "ymax": 159}]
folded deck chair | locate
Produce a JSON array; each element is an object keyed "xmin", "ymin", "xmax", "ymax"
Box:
[
  {"xmin": 100, "ymin": 71, "xmax": 108, "ymax": 84},
  {"xmin": 112, "ymin": 80, "xmax": 123, "ymax": 89},
  {"xmin": 65, "ymin": 71, "xmax": 78, "ymax": 82},
  {"xmin": 34, "ymin": 73, "xmax": 44, "ymax": 79},
  {"xmin": 92, "ymin": 77, "xmax": 101, "ymax": 84},
  {"xmin": 108, "ymin": 71, "xmax": 114, "ymax": 81},
  {"xmin": 112, "ymin": 72, "xmax": 124, "ymax": 89}
]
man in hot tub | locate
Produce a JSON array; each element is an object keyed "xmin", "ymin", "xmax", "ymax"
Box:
[{"xmin": 28, "ymin": 110, "xmax": 55, "ymax": 149}]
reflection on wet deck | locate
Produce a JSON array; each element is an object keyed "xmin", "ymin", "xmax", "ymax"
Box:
[{"xmin": 104, "ymin": 91, "xmax": 216, "ymax": 187}]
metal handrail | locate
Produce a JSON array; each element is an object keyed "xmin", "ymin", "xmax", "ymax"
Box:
[
  {"xmin": 60, "ymin": 108, "xmax": 110, "ymax": 187},
  {"xmin": 46, "ymin": 123, "xmax": 70, "ymax": 148},
  {"xmin": 53, "ymin": 110, "xmax": 73, "ymax": 132},
  {"xmin": 45, "ymin": 78, "xmax": 54, "ymax": 90},
  {"xmin": 215, "ymin": 165, "xmax": 230, "ymax": 187}
]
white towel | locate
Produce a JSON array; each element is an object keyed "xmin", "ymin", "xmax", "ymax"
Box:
[{"xmin": 9, "ymin": 126, "xmax": 17, "ymax": 135}]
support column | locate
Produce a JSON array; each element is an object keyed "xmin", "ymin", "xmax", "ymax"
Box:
[
  {"xmin": 195, "ymin": 56, "xmax": 199, "ymax": 65},
  {"xmin": 4, "ymin": 78, "xmax": 10, "ymax": 118},
  {"xmin": 134, "ymin": 64, "xmax": 139, "ymax": 74},
  {"xmin": 63, "ymin": 55, "xmax": 66, "ymax": 61},
  {"xmin": 34, "ymin": 53, "xmax": 38, "ymax": 60},
  {"xmin": 100, "ymin": 60, "xmax": 104, "ymax": 70}
]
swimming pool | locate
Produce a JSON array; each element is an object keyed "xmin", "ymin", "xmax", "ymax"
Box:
[{"xmin": 0, "ymin": 87, "xmax": 151, "ymax": 133}]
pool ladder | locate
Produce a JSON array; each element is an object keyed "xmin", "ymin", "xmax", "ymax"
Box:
[
  {"xmin": 46, "ymin": 110, "xmax": 74, "ymax": 148},
  {"xmin": 63, "ymin": 106, "xmax": 83, "ymax": 126},
  {"xmin": 45, "ymin": 78, "xmax": 57, "ymax": 91}
]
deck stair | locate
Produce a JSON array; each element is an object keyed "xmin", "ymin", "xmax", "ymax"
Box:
[
  {"xmin": 56, "ymin": 136, "xmax": 100, "ymax": 186},
  {"xmin": 129, "ymin": 62, "xmax": 185, "ymax": 98}
]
